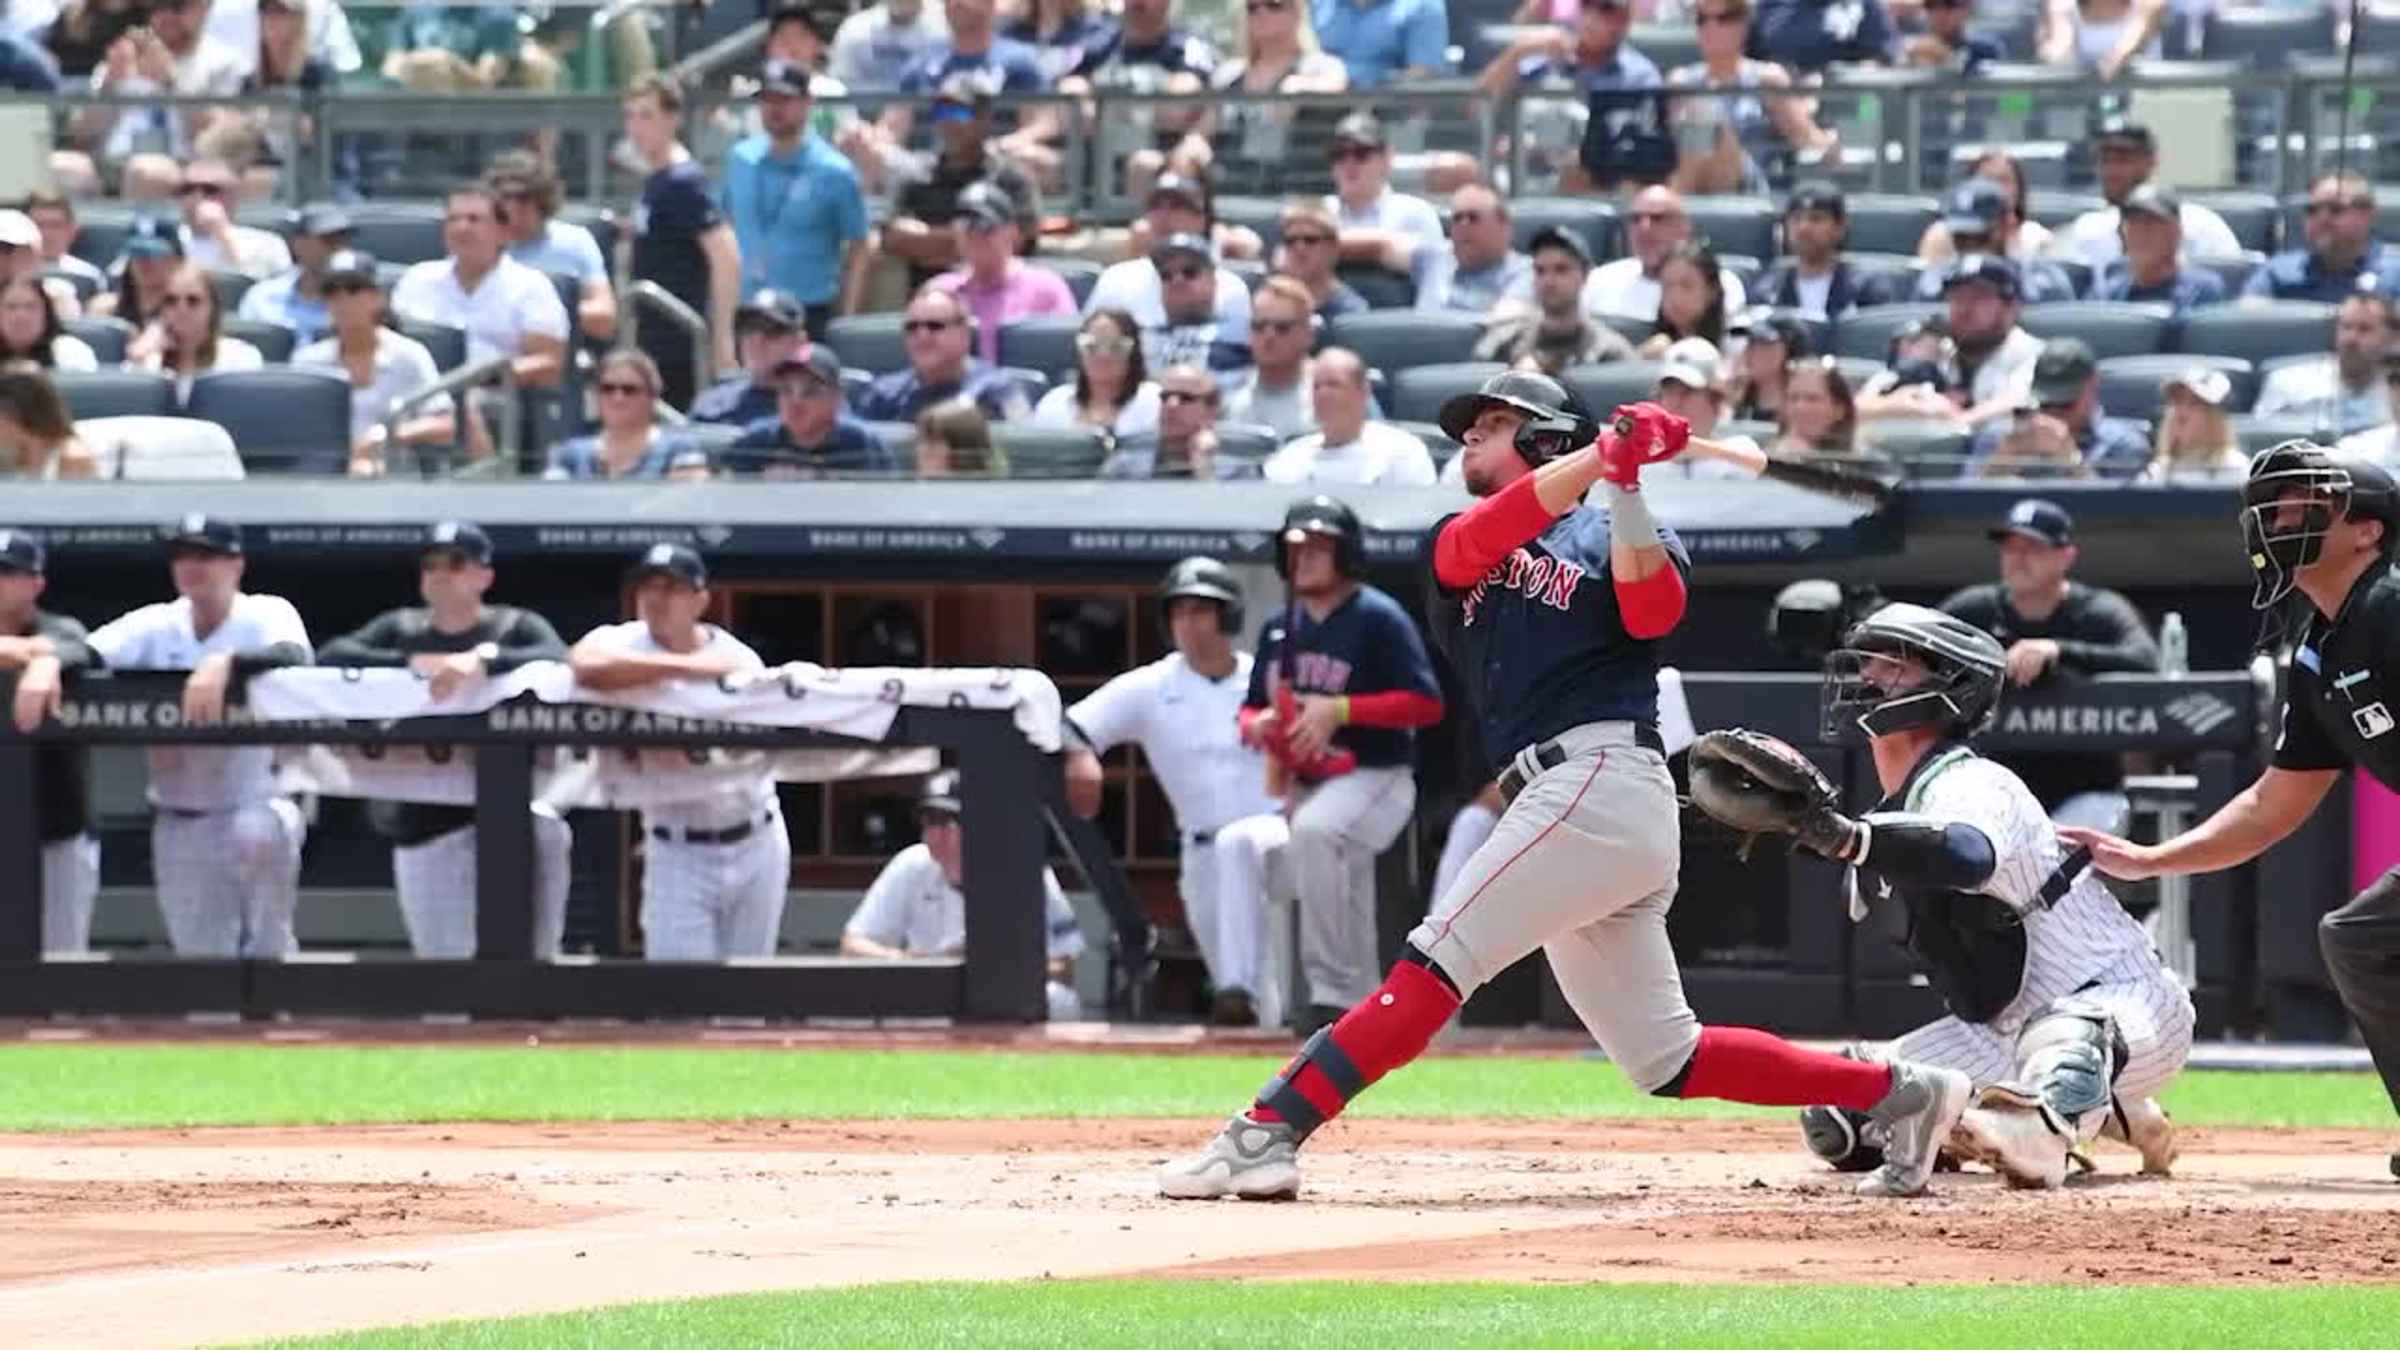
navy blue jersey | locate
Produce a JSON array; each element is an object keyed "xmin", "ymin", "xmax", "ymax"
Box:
[
  {"xmin": 1430, "ymin": 503, "xmax": 1688, "ymax": 774},
  {"xmin": 1244, "ymin": 584, "xmax": 1440, "ymax": 769}
]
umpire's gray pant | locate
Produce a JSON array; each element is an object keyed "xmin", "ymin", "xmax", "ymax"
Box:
[{"xmin": 2321, "ymin": 866, "xmax": 2400, "ymax": 1118}]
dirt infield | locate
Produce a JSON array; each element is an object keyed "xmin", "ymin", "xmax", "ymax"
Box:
[{"xmin": 1, "ymin": 1115, "xmax": 2395, "ymax": 1347}]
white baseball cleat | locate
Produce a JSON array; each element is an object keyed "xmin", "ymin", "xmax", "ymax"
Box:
[
  {"xmin": 1855, "ymin": 1061, "xmax": 1972, "ymax": 1198},
  {"xmin": 2102, "ymin": 1094, "xmax": 2179, "ymax": 1176},
  {"xmin": 1157, "ymin": 1113, "xmax": 1302, "ymax": 1201},
  {"xmin": 1952, "ymin": 1085, "xmax": 2071, "ymax": 1190}
]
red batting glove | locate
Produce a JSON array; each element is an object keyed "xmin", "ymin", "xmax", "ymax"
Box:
[{"xmin": 1599, "ymin": 402, "xmax": 1692, "ymax": 489}]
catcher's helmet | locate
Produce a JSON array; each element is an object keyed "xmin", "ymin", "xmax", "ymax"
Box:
[
  {"xmin": 1434, "ymin": 369, "xmax": 1600, "ymax": 468},
  {"xmin": 1159, "ymin": 555, "xmax": 1243, "ymax": 634},
  {"xmin": 2241, "ymin": 439, "xmax": 2400, "ymax": 611},
  {"xmin": 1821, "ymin": 602, "xmax": 2008, "ymax": 742},
  {"xmin": 1276, "ymin": 495, "xmax": 1364, "ymax": 578}
]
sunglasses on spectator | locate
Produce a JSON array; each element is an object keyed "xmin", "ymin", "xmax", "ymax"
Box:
[
  {"xmin": 1281, "ymin": 231, "xmax": 1334, "ymax": 247},
  {"xmin": 598, "ymin": 381, "xmax": 651, "ymax": 397},
  {"xmin": 2308, "ymin": 199, "xmax": 2372, "ymax": 215},
  {"xmin": 903, "ymin": 318, "xmax": 958, "ymax": 334},
  {"xmin": 1161, "ymin": 388, "xmax": 1217, "ymax": 405},
  {"xmin": 1247, "ymin": 0, "xmax": 1289, "ymax": 11},
  {"xmin": 1924, "ymin": 0, "xmax": 1968, "ymax": 7},
  {"xmin": 1076, "ymin": 332, "xmax": 1135, "ymax": 358},
  {"xmin": 1158, "ymin": 263, "xmax": 1208, "ymax": 283},
  {"xmin": 1696, "ymin": 9, "xmax": 1743, "ymax": 24},
  {"xmin": 323, "ymin": 279, "xmax": 376, "ymax": 295},
  {"xmin": 175, "ymin": 182, "xmax": 228, "ymax": 198}
]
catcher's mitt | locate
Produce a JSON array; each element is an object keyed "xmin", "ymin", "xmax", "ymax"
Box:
[{"xmin": 1687, "ymin": 728, "xmax": 1857, "ymax": 860}]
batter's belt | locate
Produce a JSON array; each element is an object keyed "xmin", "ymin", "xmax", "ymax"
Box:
[{"xmin": 1496, "ymin": 722, "xmax": 1664, "ymax": 805}]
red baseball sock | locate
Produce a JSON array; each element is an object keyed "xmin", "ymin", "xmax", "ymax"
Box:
[
  {"xmin": 1676, "ymin": 1025, "xmax": 1893, "ymax": 1112},
  {"xmin": 1248, "ymin": 960, "xmax": 1461, "ymax": 1133}
]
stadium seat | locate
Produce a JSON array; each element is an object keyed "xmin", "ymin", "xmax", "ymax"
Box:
[
  {"xmin": 2232, "ymin": 413, "xmax": 2322, "ymax": 455},
  {"xmin": 2176, "ymin": 300, "xmax": 2338, "ymax": 364},
  {"xmin": 63, "ymin": 315, "xmax": 134, "ymax": 365},
  {"xmin": 54, "ymin": 369, "xmax": 175, "ymax": 420},
  {"xmin": 2049, "ymin": 258, "xmax": 2093, "ymax": 297},
  {"xmin": 184, "ymin": 367, "xmax": 353, "ymax": 474},
  {"xmin": 1599, "ymin": 312, "xmax": 1656, "ymax": 348},
  {"xmin": 344, "ymin": 203, "xmax": 449, "ymax": 266},
  {"xmin": 998, "ymin": 314, "xmax": 1083, "ymax": 378},
  {"xmin": 1326, "ymin": 310, "xmax": 1484, "ymax": 374},
  {"xmin": 399, "ymin": 319, "xmax": 468, "ymax": 373},
  {"xmin": 2095, "ymin": 353, "xmax": 2257, "ymax": 420},
  {"xmin": 1629, "ymin": 21, "xmax": 1700, "ymax": 72},
  {"xmin": 681, "ymin": 421, "xmax": 744, "ymax": 461},
  {"xmin": 1388, "ymin": 361, "xmax": 1507, "ymax": 424},
  {"xmin": 1564, "ymin": 362, "xmax": 1669, "ymax": 418},
  {"xmin": 1864, "ymin": 419, "xmax": 1970, "ymax": 476},
  {"xmin": 1337, "ymin": 262, "xmax": 1417, "ymax": 310},
  {"xmin": 2189, "ymin": 254, "xmax": 2262, "ymax": 295},
  {"xmin": 1225, "ymin": 258, "xmax": 1270, "ymax": 293},
  {"xmin": 1510, "ymin": 196, "xmax": 1619, "ymax": 260},
  {"xmin": 1392, "ymin": 419, "xmax": 1460, "ymax": 459},
  {"xmin": 1213, "ymin": 422, "xmax": 1281, "ymax": 467},
  {"xmin": 206, "ymin": 268, "xmax": 255, "ymax": 315},
  {"xmin": 1720, "ymin": 254, "xmax": 1762, "ymax": 289},
  {"xmin": 1215, "ymin": 196, "xmax": 1285, "ymax": 252},
  {"xmin": 41, "ymin": 266, "xmax": 98, "ymax": 302},
  {"xmin": 996, "ymin": 366, "xmax": 1052, "ymax": 405},
  {"xmin": 67, "ymin": 204, "xmax": 135, "ymax": 269},
  {"xmin": 860, "ymin": 420, "xmax": 914, "ymax": 453},
  {"xmin": 1036, "ymin": 258, "xmax": 1103, "ymax": 307},
  {"xmin": 841, "ymin": 368, "xmax": 874, "ymax": 403},
  {"xmin": 996, "ymin": 423, "xmax": 1108, "ymax": 477},
  {"xmin": 1839, "ymin": 195, "xmax": 1940, "ymax": 256},
  {"xmin": 222, "ymin": 318, "xmax": 295, "ymax": 364},
  {"xmin": 2186, "ymin": 190, "xmax": 2280, "ymax": 253},
  {"xmin": 1832, "ymin": 303, "xmax": 1944, "ymax": 360},
  {"xmin": 1685, "ymin": 196, "xmax": 1778, "ymax": 261},
  {"xmin": 1841, "ymin": 251, "xmax": 1922, "ymax": 299},
  {"xmin": 2017, "ymin": 302, "xmax": 2173, "ymax": 359},
  {"xmin": 2025, "ymin": 190, "xmax": 2105, "ymax": 231},
  {"xmin": 823, "ymin": 313, "xmax": 909, "ymax": 374},
  {"xmin": 2202, "ymin": 6, "xmax": 2335, "ymax": 67}
]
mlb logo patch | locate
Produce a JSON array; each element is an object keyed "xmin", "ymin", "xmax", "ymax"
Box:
[{"xmin": 2355, "ymin": 702, "xmax": 2395, "ymax": 741}]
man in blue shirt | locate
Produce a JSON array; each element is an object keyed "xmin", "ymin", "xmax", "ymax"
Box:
[
  {"xmin": 1969, "ymin": 339, "xmax": 2151, "ymax": 480},
  {"xmin": 886, "ymin": 0, "xmax": 1058, "ymax": 182},
  {"xmin": 729, "ymin": 347, "xmax": 899, "ymax": 477},
  {"xmin": 854, "ymin": 286, "xmax": 1034, "ymax": 422},
  {"xmin": 234, "ymin": 204, "xmax": 354, "ymax": 346},
  {"xmin": 1314, "ymin": 0, "xmax": 1450, "ymax": 88},
  {"xmin": 723, "ymin": 59, "xmax": 871, "ymax": 339},
  {"xmin": 1746, "ymin": 0, "xmax": 1895, "ymax": 72},
  {"xmin": 692, "ymin": 290, "xmax": 809, "ymax": 426},
  {"xmin": 1913, "ymin": 180, "xmax": 2077, "ymax": 304},
  {"xmin": 2246, "ymin": 170, "xmax": 2400, "ymax": 305},
  {"xmin": 2092, "ymin": 185, "xmax": 2227, "ymax": 317}
]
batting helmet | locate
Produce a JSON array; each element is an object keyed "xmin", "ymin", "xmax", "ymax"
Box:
[
  {"xmin": 1159, "ymin": 555, "xmax": 1243, "ymax": 634},
  {"xmin": 2241, "ymin": 439, "xmax": 2400, "ymax": 611},
  {"xmin": 1276, "ymin": 496, "xmax": 1364, "ymax": 578},
  {"xmin": 1434, "ymin": 369, "xmax": 1599, "ymax": 468},
  {"xmin": 1820, "ymin": 602, "xmax": 2008, "ymax": 742}
]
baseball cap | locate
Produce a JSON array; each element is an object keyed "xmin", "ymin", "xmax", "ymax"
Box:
[
  {"xmin": 1147, "ymin": 172, "xmax": 1208, "ymax": 214},
  {"xmin": 628, "ymin": 541, "xmax": 707, "ymax": 588},
  {"xmin": 1658, "ymin": 337, "xmax": 1722, "ymax": 392},
  {"xmin": 292, "ymin": 203, "xmax": 354, "ymax": 238},
  {"xmin": 121, "ymin": 213, "xmax": 182, "ymax": 261},
  {"xmin": 322, "ymin": 248, "xmax": 381, "ymax": 286},
  {"xmin": 772, "ymin": 344, "xmax": 843, "ymax": 388},
  {"xmin": 0, "ymin": 210, "xmax": 37, "ymax": 250},
  {"xmin": 919, "ymin": 769, "xmax": 962, "ymax": 818},
  {"xmin": 1331, "ymin": 112, "xmax": 1386, "ymax": 152},
  {"xmin": 932, "ymin": 69, "xmax": 999, "ymax": 111},
  {"xmin": 756, "ymin": 58, "xmax": 812, "ymax": 97},
  {"xmin": 0, "ymin": 528, "xmax": 43, "ymax": 575},
  {"xmin": 1152, "ymin": 231, "xmax": 1214, "ymax": 266},
  {"xmin": 2030, "ymin": 337, "xmax": 2098, "ymax": 405},
  {"xmin": 955, "ymin": 181, "xmax": 1017, "ymax": 231},
  {"xmin": 2092, "ymin": 114, "xmax": 2156, "ymax": 151},
  {"xmin": 1988, "ymin": 497, "xmax": 2074, "ymax": 549},
  {"xmin": 421, "ymin": 520, "xmax": 493, "ymax": 565},
  {"xmin": 1943, "ymin": 178, "xmax": 2010, "ymax": 236},
  {"xmin": 161, "ymin": 512, "xmax": 241, "ymax": 556},
  {"xmin": 1785, "ymin": 179, "xmax": 1847, "ymax": 219},
  {"xmin": 1526, "ymin": 224, "xmax": 1594, "ymax": 268},
  {"xmin": 2163, "ymin": 365, "xmax": 2232, "ymax": 407},
  {"xmin": 735, "ymin": 288, "xmax": 806, "ymax": 333},
  {"xmin": 1940, "ymin": 252, "xmax": 2021, "ymax": 300},
  {"xmin": 663, "ymin": 445, "xmax": 716, "ymax": 476},
  {"xmin": 2119, "ymin": 183, "xmax": 2182, "ymax": 224}
]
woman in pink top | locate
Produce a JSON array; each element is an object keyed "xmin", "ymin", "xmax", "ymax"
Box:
[{"xmin": 930, "ymin": 183, "xmax": 1076, "ymax": 364}]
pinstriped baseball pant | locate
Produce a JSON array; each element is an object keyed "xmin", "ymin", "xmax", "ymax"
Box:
[
  {"xmin": 153, "ymin": 800, "xmax": 304, "ymax": 958},
  {"xmin": 392, "ymin": 807, "xmax": 574, "ymax": 958},
  {"xmin": 1883, "ymin": 965, "xmax": 2195, "ymax": 1132},
  {"xmin": 41, "ymin": 834, "xmax": 98, "ymax": 954}
]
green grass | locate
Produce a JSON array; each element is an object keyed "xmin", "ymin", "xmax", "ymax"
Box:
[
  {"xmin": 249, "ymin": 1280, "xmax": 2400, "ymax": 1349},
  {"xmin": 0, "ymin": 1045, "xmax": 2386, "ymax": 1132}
]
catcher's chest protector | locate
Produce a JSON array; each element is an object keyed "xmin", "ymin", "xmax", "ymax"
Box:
[{"xmin": 1874, "ymin": 743, "xmax": 2026, "ymax": 1025}]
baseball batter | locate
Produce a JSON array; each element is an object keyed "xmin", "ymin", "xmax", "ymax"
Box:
[
  {"xmin": 86, "ymin": 515, "xmax": 313, "ymax": 958},
  {"xmin": 1700, "ymin": 604, "xmax": 2192, "ymax": 1189},
  {"xmin": 0, "ymin": 530, "xmax": 101, "ymax": 953},
  {"xmin": 1063, "ymin": 557, "xmax": 1282, "ymax": 1026},
  {"xmin": 1218, "ymin": 497, "xmax": 1444, "ymax": 1034},
  {"xmin": 2064, "ymin": 443, "xmax": 2400, "ymax": 1174},
  {"xmin": 317, "ymin": 522, "xmax": 574, "ymax": 959},
  {"xmin": 842, "ymin": 772, "xmax": 1088, "ymax": 1019},
  {"xmin": 568, "ymin": 543, "xmax": 789, "ymax": 960},
  {"xmin": 1160, "ymin": 377, "xmax": 1971, "ymax": 1202}
]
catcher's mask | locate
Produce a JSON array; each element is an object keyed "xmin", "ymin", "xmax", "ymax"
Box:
[
  {"xmin": 1821, "ymin": 602, "xmax": 2007, "ymax": 742},
  {"xmin": 2241, "ymin": 440, "xmax": 2400, "ymax": 613}
]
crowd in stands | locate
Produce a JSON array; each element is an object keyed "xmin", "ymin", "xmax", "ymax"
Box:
[{"xmin": 0, "ymin": 0, "xmax": 2393, "ymax": 484}]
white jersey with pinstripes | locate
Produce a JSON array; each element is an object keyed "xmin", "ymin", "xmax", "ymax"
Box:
[
  {"xmin": 86, "ymin": 593, "xmax": 312, "ymax": 811},
  {"xmin": 575, "ymin": 620, "xmax": 775, "ymax": 828},
  {"xmin": 1899, "ymin": 752, "xmax": 2159, "ymax": 1033}
]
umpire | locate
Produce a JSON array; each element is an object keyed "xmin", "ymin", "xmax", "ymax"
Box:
[
  {"xmin": 0, "ymin": 530, "xmax": 100, "ymax": 953},
  {"xmin": 2065, "ymin": 443, "xmax": 2400, "ymax": 1172},
  {"xmin": 317, "ymin": 522, "xmax": 574, "ymax": 958}
]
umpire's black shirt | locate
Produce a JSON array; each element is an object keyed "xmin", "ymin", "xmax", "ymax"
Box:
[
  {"xmin": 2273, "ymin": 562, "xmax": 2400, "ymax": 790},
  {"xmin": 1940, "ymin": 580, "xmax": 2161, "ymax": 809},
  {"xmin": 20, "ymin": 610, "xmax": 95, "ymax": 842},
  {"xmin": 317, "ymin": 605, "xmax": 568, "ymax": 845}
]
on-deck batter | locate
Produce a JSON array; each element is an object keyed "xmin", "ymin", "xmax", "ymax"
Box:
[
  {"xmin": 1158, "ymin": 376, "xmax": 1972, "ymax": 1202},
  {"xmin": 0, "ymin": 530, "xmax": 101, "ymax": 953},
  {"xmin": 567, "ymin": 543, "xmax": 789, "ymax": 960},
  {"xmin": 86, "ymin": 515, "xmax": 313, "ymax": 958}
]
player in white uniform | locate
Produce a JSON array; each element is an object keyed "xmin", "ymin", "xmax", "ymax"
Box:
[
  {"xmin": 567, "ymin": 543, "xmax": 789, "ymax": 960},
  {"xmin": 86, "ymin": 515, "xmax": 313, "ymax": 957},
  {"xmin": 1063, "ymin": 557, "xmax": 1283, "ymax": 1026},
  {"xmin": 842, "ymin": 772, "xmax": 1088, "ymax": 1019},
  {"xmin": 1786, "ymin": 604, "xmax": 2193, "ymax": 1188}
]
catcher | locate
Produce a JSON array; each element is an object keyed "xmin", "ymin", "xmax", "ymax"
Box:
[{"xmin": 1689, "ymin": 602, "xmax": 2192, "ymax": 1188}]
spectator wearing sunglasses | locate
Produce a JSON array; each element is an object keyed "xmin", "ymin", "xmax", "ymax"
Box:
[
  {"xmin": 1088, "ymin": 230, "xmax": 1253, "ymax": 379},
  {"xmin": 169, "ymin": 157, "xmax": 289, "ymax": 277},
  {"xmin": 1665, "ymin": 0, "xmax": 1837, "ymax": 197},
  {"xmin": 1060, "ymin": 0, "xmax": 1218, "ymax": 194},
  {"xmin": 1322, "ymin": 113, "xmax": 1443, "ymax": 281},
  {"xmin": 1201, "ymin": 0, "xmax": 1350, "ymax": 196},
  {"xmin": 1102, "ymin": 363, "xmax": 1250, "ymax": 478},
  {"xmin": 729, "ymin": 345, "xmax": 898, "ymax": 478},
  {"xmin": 1275, "ymin": 199, "xmax": 1368, "ymax": 322},
  {"xmin": 128, "ymin": 260, "xmax": 263, "ymax": 401},
  {"xmin": 1582, "ymin": 184, "xmax": 1748, "ymax": 322},
  {"xmin": 1262, "ymin": 345, "xmax": 1435, "ymax": 485},
  {"xmin": 854, "ymin": 285, "xmax": 1033, "ymax": 423},
  {"xmin": 544, "ymin": 350, "xmax": 703, "ymax": 481},
  {"xmin": 1414, "ymin": 184, "xmax": 1531, "ymax": 317},
  {"xmin": 291, "ymin": 250, "xmax": 454, "ymax": 476},
  {"xmin": 929, "ymin": 183, "xmax": 1075, "ymax": 364},
  {"xmin": 882, "ymin": 72, "xmax": 1044, "ymax": 293},
  {"xmin": 1471, "ymin": 0, "xmax": 1659, "ymax": 192},
  {"xmin": 1031, "ymin": 307, "xmax": 1162, "ymax": 439},
  {"xmin": 1226, "ymin": 275, "xmax": 1334, "ymax": 439},
  {"xmin": 1896, "ymin": 0, "xmax": 2002, "ymax": 72},
  {"xmin": 2247, "ymin": 171, "xmax": 2400, "ymax": 305}
]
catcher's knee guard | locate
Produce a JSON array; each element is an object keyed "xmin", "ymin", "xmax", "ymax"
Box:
[
  {"xmin": 1799, "ymin": 1105, "xmax": 1886, "ymax": 1172},
  {"xmin": 2013, "ymin": 1004, "xmax": 2123, "ymax": 1136}
]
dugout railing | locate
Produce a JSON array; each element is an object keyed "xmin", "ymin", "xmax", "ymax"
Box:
[{"xmin": 0, "ymin": 670, "xmax": 1151, "ymax": 1024}]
